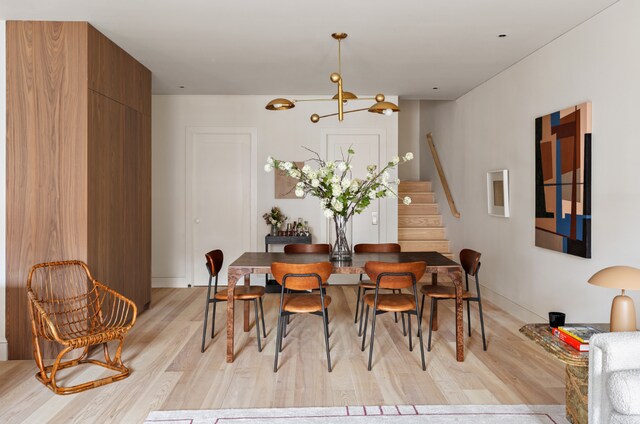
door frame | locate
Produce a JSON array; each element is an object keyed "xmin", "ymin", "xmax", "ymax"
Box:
[
  {"xmin": 185, "ymin": 126, "xmax": 258, "ymax": 287},
  {"xmin": 319, "ymin": 128, "xmax": 388, "ymax": 245}
]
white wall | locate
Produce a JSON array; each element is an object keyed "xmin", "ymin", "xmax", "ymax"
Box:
[
  {"xmin": 0, "ymin": 20, "xmax": 7, "ymax": 360},
  {"xmin": 152, "ymin": 95, "xmax": 399, "ymax": 287},
  {"xmin": 420, "ymin": 0, "xmax": 640, "ymax": 325},
  {"xmin": 398, "ymin": 99, "xmax": 420, "ymax": 181}
]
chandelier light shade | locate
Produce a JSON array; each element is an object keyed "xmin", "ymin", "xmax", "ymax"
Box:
[{"xmin": 265, "ymin": 33, "xmax": 400, "ymax": 123}]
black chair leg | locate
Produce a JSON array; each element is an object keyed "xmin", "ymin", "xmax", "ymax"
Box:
[
  {"xmin": 273, "ymin": 314, "xmax": 283, "ymax": 372},
  {"xmin": 478, "ymin": 298, "xmax": 487, "ymax": 351},
  {"xmin": 428, "ymin": 298, "xmax": 435, "ymax": 352},
  {"xmin": 467, "ymin": 299, "xmax": 472, "ymax": 337},
  {"xmin": 361, "ymin": 305, "xmax": 370, "ymax": 351},
  {"xmin": 201, "ymin": 283, "xmax": 213, "ymax": 353},
  {"xmin": 321, "ymin": 307, "xmax": 332, "ymax": 372},
  {"xmin": 358, "ymin": 293, "xmax": 367, "ymax": 336},
  {"xmin": 254, "ymin": 300, "xmax": 262, "ymax": 352},
  {"xmin": 211, "ymin": 300, "xmax": 218, "ymax": 338},
  {"xmin": 259, "ymin": 297, "xmax": 267, "ymax": 338},
  {"xmin": 367, "ymin": 309, "xmax": 378, "ymax": 371},
  {"xmin": 416, "ymin": 301, "xmax": 426, "ymax": 370},
  {"xmin": 354, "ymin": 286, "xmax": 361, "ymax": 323},
  {"xmin": 408, "ymin": 312, "xmax": 413, "ymax": 351},
  {"xmin": 418, "ymin": 294, "xmax": 426, "ymax": 337},
  {"xmin": 279, "ymin": 314, "xmax": 286, "ymax": 352},
  {"xmin": 283, "ymin": 312, "xmax": 288, "ymax": 338}
]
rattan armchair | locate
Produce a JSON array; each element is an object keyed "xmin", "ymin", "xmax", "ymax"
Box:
[{"xmin": 27, "ymin": 260, "xmax": 137, "ymax": 395}]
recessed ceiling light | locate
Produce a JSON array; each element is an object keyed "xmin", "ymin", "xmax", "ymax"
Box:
[
  {"xmin": 498, "ymin": 34, "xmax": 507, "ymax": 38},
  {"xmin": 432, "ymin": 87, "xmax": 439, "ymax": 90},
  {"xmin": 179, "ymin": 86, "xmax": 185, "ymax": 89}
]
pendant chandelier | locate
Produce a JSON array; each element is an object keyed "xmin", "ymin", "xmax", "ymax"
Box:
[{"xmin": 265, "ymin": 33, "xmax": 400, "ymax": 123}]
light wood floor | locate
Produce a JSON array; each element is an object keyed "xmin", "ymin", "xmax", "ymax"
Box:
[{"xmin": 0, "ymin": 286, "xmax": 564, "ymax": 423}]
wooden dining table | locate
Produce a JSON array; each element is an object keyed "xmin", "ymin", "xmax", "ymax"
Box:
[{"xmin": 225, "ymin": 251, "xmax": 465, "ymax": 363}]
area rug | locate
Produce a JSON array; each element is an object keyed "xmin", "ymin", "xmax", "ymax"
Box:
[{"xmin": 144, "ymin": 404, "xmax": 569, "ymax": 423}]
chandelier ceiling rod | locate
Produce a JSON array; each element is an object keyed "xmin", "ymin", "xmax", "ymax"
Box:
[{"xmin": 265, "ymin": 33, "xmax": 400, "ymax": 123}]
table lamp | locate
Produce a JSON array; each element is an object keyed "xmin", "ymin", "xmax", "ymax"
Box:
[{"xmin": 588, "ymin": 266, "xmax": 640, "ymax": 332}]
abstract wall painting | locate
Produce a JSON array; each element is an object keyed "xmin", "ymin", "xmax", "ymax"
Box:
[{"xmin": 535, "ymin": 102, "xmax": 591, "ymax": 258}]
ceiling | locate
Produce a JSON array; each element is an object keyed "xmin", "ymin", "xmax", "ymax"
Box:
[{"xmin": 1, "ymin": 0, "xmax": 619, "ymax": 99}]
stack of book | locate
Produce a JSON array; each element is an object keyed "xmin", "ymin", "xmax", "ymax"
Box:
[{"xmin": 551, "ymin": 325, "xmax": 603, "ymax": 352}]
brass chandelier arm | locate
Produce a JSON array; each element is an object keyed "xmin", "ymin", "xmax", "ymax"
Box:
[
  {"xmin": 315, "ymin": 107, "xmax": 370, "ymax": 120},
  {"xmin": 294, "ymin": 97, "xmax": 378, "ymax": 103}
]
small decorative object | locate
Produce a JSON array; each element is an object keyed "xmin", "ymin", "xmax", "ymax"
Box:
[
  {"xmin": 535, "ymin": 102, "xmax": 591, "ymax": 258},
  {"xmin": 588, "ymin": 266, "xmax": 640, "ymax": 332},
  {"xmin": 548, "ymin": 311, "xmax": 566, "ymax": 328},
  {"xmin": 274, "ymin": 161, "xmax": 305, "ymax": 199},
  {"xmin": 265, "ymin": 147, "xmax": 413, "ymax": 261},
  {"xmin": 487, "ymin": 169, "xmax": 510, "ymax": 217},
  {"xmin": 263, "ymin": 207, "xmax": 287, "ymax": 236}
]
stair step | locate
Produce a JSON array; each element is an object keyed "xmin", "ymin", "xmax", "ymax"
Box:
[
  {"xmin": 399, "ymin": 203, "xmax": 438, "ymax": 215},
  {"xmin": 398, "ymin": 215, "xmax": 442, "ymax": 228},
  {"xmin": 398, "ymin": 181, "xmax": 432, "ymax": 192},
  {"xmin": 398, "ymin": 227, "xmax": 446, "ymax": 240},
  {"xmin": 397, "ymin": 192, "xmax": 435, "ymax": 203},
  {"xmin": 399, "ymin": 240, "xmax": 450, "ymax": 252}
]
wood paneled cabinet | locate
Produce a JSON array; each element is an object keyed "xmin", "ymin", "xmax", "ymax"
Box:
[{"xmin": 6, "ymin": 21, "xmax": 151, "ymax": 359}]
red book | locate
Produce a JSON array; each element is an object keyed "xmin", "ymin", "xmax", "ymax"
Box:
[{"xmin": 552, "ymin": 328, "xmax": 589, "ymax": 352}]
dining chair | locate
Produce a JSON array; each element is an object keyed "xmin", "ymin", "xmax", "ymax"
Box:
[
  {"xmin": 419, "ymin": 248, "xmax": 487, "ymax": 351},
  {"xmin": 201, "ymin": 249, "xmax": 267, "ymax": 353},
  {"xmin": 271, "ymin": 261, "xmax": 334, "ymax": 372},
  {"xmin": 353, "ymin": 243, "xmax": 405, "ymax": 336},
  {"xmin": 360, "ymin": 261, "xmax": 427, "ymax": 371},
  {"xmin": 284, "ymin": 243, "xmax": 331, "ymax": 254}
]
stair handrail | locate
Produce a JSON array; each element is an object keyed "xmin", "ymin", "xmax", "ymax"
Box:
[{"xmin": 426, "ymin": 133, "xmax": 460, "ymax": 218}]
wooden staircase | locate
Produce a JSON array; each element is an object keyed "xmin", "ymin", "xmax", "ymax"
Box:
[{"xmin": 398, "ymin": 181, "xmax": 452, "ymax": 259}]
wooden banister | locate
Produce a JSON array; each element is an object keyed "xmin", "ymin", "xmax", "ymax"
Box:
[{"xmin": 426, "ymin": 133, "xmax": 460, "ymax": 218}]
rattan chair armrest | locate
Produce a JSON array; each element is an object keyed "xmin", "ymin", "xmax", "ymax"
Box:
[
  {"xmin": 94, "ymin": 281, "xmax": 138, "ymax": 327},
  {"xmin": 27, "ymin": 290, "xmax": 64, "ymax": 342}
]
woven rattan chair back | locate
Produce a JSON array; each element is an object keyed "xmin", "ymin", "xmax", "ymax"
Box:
[{"xmin": 27, "ymin": 260, "xmax": 137, "ymax": 395}]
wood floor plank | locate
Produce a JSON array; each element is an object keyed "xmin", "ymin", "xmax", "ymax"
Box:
[{"xmin": 0, "ymin": 287, "xmax": 564, "ymax": 423}]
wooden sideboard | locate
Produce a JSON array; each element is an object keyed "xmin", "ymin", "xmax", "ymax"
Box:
[{"xmin": 6, "ymin": 21, "xmax": 151, "ymax": 359}]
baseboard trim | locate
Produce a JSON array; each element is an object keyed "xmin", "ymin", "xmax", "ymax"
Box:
[
  {"xmin": 479, "ymin": 283, "xmax": 545, "ymax": 324},
  {"xmin": 0, "ymin": 338, "xmax": 8, "ymax": 361}
]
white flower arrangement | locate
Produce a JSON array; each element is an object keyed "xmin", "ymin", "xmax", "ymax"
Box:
[{"xmin": 265, "ymin": 147, "xmax": 413, "ymax": 219}]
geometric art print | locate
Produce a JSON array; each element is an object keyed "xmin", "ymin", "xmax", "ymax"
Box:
[{"xmin": 535, "ymin": 102, "xmax": 591, "ymax": 258}]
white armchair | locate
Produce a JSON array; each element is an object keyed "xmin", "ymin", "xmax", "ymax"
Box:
[{"xmin": 589, "ymin": 332, "xmax": 640, "ymax": 424}]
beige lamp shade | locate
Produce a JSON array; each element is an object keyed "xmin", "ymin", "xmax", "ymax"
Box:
[
  {"xmin": 588, "ymin": 266, "xmax": 640, "ymax": 290},
  {"xmin": 265, "ymin": 98, "xmax": 295, "ymax": 111}
]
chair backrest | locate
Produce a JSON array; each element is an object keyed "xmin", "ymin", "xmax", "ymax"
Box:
[
  {"xmin": 27, "ymin": 260, "xmax": 100, "ymax": 338},
  {"xmin": 284, "ymin": 243, "xmax": 331, "ymax": 254},
  {"xmin": 205, "ymin": 249, "xmax": 224, "ymax": 277},
  {"xmin": 364, "ymin": 261, "xmax": 426, "ymax": 289},
  {"xmin": 271, "ymin": 262, "xmax": 334, "ymax": 291},
  {"xmin": 460, "ymin": 249, "xmax": 481, "ymax": 276},
  {"xmin": 354, "ymin": 243, "xmax": 401, "ymax": 253}
]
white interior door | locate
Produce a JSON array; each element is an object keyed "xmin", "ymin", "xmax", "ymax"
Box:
[
  {"xmin": 189, "ymin": 130, "xmax": 255, "ymax": 286},
  {"xmin": 325, "ymin": 133, "xmax": 382, "ymax": 245}
]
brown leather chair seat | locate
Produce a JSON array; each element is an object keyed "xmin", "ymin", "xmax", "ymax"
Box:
[
  {"xmin": 283, "ymin": 294, "xmax": 332, "ymax": 313},
  {"xmin": 363, "ymin": 293, "xmax": 415, "ymax": 312},
  {"xmin": 214, "ymin": 286, "xmax": 265, "ymax": 301},
  {"xmin": 420, "ymin": 284, "xmax": 472, "ymax": 299}
]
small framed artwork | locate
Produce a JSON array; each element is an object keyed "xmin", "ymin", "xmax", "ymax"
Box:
[
  {"xmin": 487, "ymin": 169, "xmax": 510, "ymax": 217},
  {"xmin": 275, "ymin": 161, "xmax": 304, "ymax": 199}
]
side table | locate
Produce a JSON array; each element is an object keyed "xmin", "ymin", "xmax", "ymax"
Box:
[
  {"xmin": 264, "ymin": 235, "xmax": 312, "ymax": 292},
  {"xmin": 519, "ymin": 323, "xmax": 608, "ymax": 424}
]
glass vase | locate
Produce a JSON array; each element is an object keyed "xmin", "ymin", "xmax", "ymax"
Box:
[
  {"xmin": 330, "ymin": 215, "xmax": 352, "ymax": 261},
  {"xmin": 270, "ymin": 224, "xmax": 278, "ymax": 236}
]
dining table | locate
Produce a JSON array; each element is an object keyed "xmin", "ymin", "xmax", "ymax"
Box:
[{"xmin": 224, "ymin": 251, "xmax": 465, "ymax": 363}]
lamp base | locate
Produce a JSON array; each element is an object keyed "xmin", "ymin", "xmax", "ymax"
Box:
[{"xmin": 610, "ymin": 294, "xmax": 637, "ymax": 332}]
